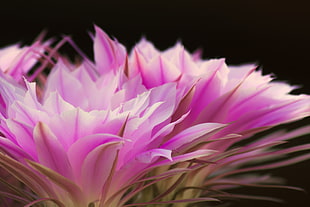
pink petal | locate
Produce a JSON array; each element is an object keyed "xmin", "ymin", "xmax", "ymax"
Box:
[
  {"xmin": 33, "ymin": 122, "xmax": 73, "ymax": 179},
  {"xmin": 48, "ymin": 108, "xmax": 104, "ymax": 149},
  {"xmin": 43, "ymin": 92, "xmax": 75, "ymax": 115},
  {"xmin": 67, "ymin": 133, "xmax": 123, "ymax": 183},
  {"xmin": 154, "ymin": 149, "xmax": 217, "ymax": 167},
  {"xmin": 80, "ymin": 140, "xmax": 122, "ymax": 200},
  {"xmin": 8, "ymin": 100, "xmax": 48, "ymax": 126},
  {"xmin": 93, "ymin": 25, "xmax": 126, "ymax": 74},
  {"xmin": 0, "ymin": 136, "xmax": 33, "ymax": 161},
  {"xmin": 44, "ymin": 61, "xmax": 87, "ymax": 109},
  {"xmin": 6, "ymin": 119, "xmax": 36, "ymax": 159},
  {"xmin": 135, "ymin": 148, "xmax": 172, "ymax": 163},
  {"xmin": 0, "ymin": 75, "xmax": 25, "ymax": 106},
  {"xmin": 189, "ymin": 59, "xmax": 228, "ymax": 119},
  {"xmin": 162, "ymin": 123, "xmax": 227, "ymax": 150}
]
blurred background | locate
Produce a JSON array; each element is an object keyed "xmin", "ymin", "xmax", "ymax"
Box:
[{"xmin": 1, "ymin": 0, "xmax": 309, "ymax": 206}]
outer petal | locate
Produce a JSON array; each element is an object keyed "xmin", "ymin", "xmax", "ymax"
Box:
[
  {"xmin": 33, "ymin": 122, "xmax": 73, "ymax": 179},
  {"xmin": 112, "ymin": 149, "xmax": 216, "ymax": 192},
  {"xmin": 118, "ymin": 83, "xmax": 177, "ymax": 165},
  {"xmin": 6, "ymin": 119, "xmax": 37, "ymax": 159},
  {"xmin": 0, "ymin": 40, "xmax": 49, "ymax": 80},
  {"xmin": 80, "ymin": 140, "xmax": 122, "ymax": 201},
  {"xmin": 188, "ymin": 59, "xmax": 228, "ymax": 120},
  {"xmin": 43, "ymin": 92, "xmax": 75, "ymax": 115},
  {"xmin": 67, "ymin": 133, "xmax": 123, "ymax": 184},
  {"xmin": 0, "ymin": 73, "xmax": 25, "ymax": 107},
  {"xmin": 8, "ymin": 100, "xmax": 48, "ymax": 126},
  {"xmin": 162, "ymin": 123, "xmax": 227, "ymax": 151},
  {"xmin": 94, "ymin": 25, "xmax": 126, "ymax": 74},
  {"xmin": 48, "ymin": 108, "xmax": 104, "ymax": 150},
  {"xmin": 150, "ymin": 149, "xmax": 217, "ymax": 169},
  {"xmin": 135, "ymin": 148, "xmax": 172, "ymax": 163},
  {"xmin": 0, "ymin": 44, "xmax": 24, "ymax": 72},
  {"xmin": 132, "ymin": 50, "xmax": 181, "ymax": 88},
  {"xmin": 0, "ymin": 137, "xmax": 33, "ymax": 161},
  {"xmin": 44, "ymin": 61, "xmax": 87, "ymax": 109}
]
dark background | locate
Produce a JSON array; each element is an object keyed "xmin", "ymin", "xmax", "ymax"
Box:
[{"xmin": 1, "ymin": 0, "xmax": 309, "ymax": 206}]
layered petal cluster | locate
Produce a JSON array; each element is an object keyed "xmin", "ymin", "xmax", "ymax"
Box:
[
  {"xmin": 0, "ymin": 36, "xmax": 51, "ymax": 117},
  {"xmin": 0, "ymin": 35, "xmax": 50, "ymax": 81},
  {"xmin": 0, "ymin": 26, "xmax": 309, "ymax": 207}
]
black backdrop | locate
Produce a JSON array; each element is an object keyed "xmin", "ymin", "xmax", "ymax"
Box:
[{"xmin": 1, "ymin": 0, "xmax": 309, "ymax": 206}]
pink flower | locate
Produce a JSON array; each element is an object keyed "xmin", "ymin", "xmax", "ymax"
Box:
[{"xmin": 0, "ymin": 26, "xmax": 309, "ymax": 207}]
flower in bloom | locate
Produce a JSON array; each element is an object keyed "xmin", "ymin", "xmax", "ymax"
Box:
[{"xmin": 0, "ymin": 26, "xmax": 309, "ymax": 207}]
